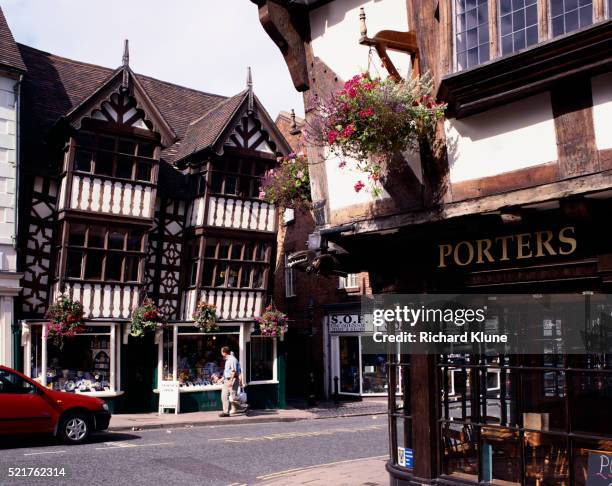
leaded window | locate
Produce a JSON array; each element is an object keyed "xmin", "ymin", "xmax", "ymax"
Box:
[
  {"xmin": 455, "ymin": 0, "xmax": 490, "ymax": 71},
  {"xmin": 499, "ymin": 0, "xmax": 539, "ymax": 54},
  {"xmin": 550, "ymin": 0, "xmax": 593, "ymax": 37}
]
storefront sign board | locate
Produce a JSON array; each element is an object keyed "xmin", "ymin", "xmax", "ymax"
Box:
[
  {"xmin": 397, "ymin": 447, "xmax": 413, "ymax": 469},
  {"xmin": 329, "ymin": 314, "xmax": 365, "ymax": 333},
  {"xmin": 587, "ymin": 451, "xmax": 612, "ymax": 485},
  {"xmin": 158, "ymin": 380, "xmax": 180, "ymax": 414}
]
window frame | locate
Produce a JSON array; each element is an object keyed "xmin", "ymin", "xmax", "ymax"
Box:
[
  {"xmin": 284, "ymin": 254, "xmax": 296, "ymax": 298},
  {"xmin": 339, "ymin": 273, "xmax": 359, "ymax": 290},
  {"xmin": 207, "ymin": 157, "xmax": 272, "ymax": 200},
  {"xmin": 248, "ymin": 336, "xmax": 278, "ymax": 385}
]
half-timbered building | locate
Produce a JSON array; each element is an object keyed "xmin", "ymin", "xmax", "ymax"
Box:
[
  {"xmin": 252, "ymin": 0, "xmax": 612, "ymax": 484},
  {"xmin": 14, "ymin": 26, "xmax": 291, "ymax": 413}
]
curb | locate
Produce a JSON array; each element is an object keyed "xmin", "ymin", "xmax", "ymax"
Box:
[{"xmin": 107, "ymin": 410, "xmax": 386, "ymax": 432}]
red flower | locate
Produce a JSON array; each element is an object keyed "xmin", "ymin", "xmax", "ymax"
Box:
[
  {"xmin": 342, "ymin": 124, "xmax": 355, "ymax": 138},
  {"xmin": 354, "ymin": 180, "xmax": 365, "ymax": 192},
  {"xmin": 359, "ymin": 108, "xmax": 374, "ymax": 118},
  {"xmin": 338, "ymin": 161, "xmax": 347, "ymax": 169},
  {"xmin": 327, "ymin": 130, "xmax": 338, "ymax": 144},
  {"xmin": 348, "ymin": 88, "xmax": 357, "ymax": 98}
]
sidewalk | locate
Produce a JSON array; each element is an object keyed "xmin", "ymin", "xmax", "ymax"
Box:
[
  {"xmin": 108, "ymin": 398, "xmax": 388, "ymax": 431},
  {"xmin": 254, "ymin": 456, "xmax": 389, "ymax": 485}
]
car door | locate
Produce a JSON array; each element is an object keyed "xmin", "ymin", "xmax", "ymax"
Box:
[{"xmin": 0, "ymin": 369, "xmax": 55, "ymax": 434}]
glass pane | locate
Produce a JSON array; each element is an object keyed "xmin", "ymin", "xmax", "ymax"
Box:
[
  {"xmin": 118, "ymin": 139, "xmax": 137, "ymax": 155},
  {"xmin": 95, "ymin": 151, "xmax": 114, "ymax": 176},
  {"xmin": 231, "ymin": 243, "xmax": 243, "ymax": 260},
  {"xmin": 448, "ymin": 367, "xmax": 476, "ymax": 422},
  {"xmin": 177, "ymin": 334, "xmax": 239, "ymax": 387},
  {"xmin": 524, "ymin": 432, "xmax": 569, "ymax": 485},
  {"xmin": 202, "ymin": 263, "xmax": 215, "ymax": 287},
  {"xmin": 250, "ymin": 338, "xmax": 273, "ymax": 381},
  {"xmin": 46, "ymin": 335, "xmax": 111, "ymax": 392},
  {"xmin": 500, "ymin": 0, "xmax": 512, "ymax": 15},
  {"xmin": 124, "ymin": 256, "xmax": 140, "ymax": 282},
  {"xmin": 69, "ymin": 224, "xmax": 86, "ymax": 246},
  {"xmin": 442, "ymin": 421, "xmax": 479, "ymax": 480},
  {"xmin": 74, "ymin": 149, "xmax": 93, "ymax": 172},
  {"xmin": 224, "ymin": 175, "xmax": 238, "ymax": 195},
  {"xmin": 108, "ymin": 231, "xmax": 125, "ymax": 250},
  {"xmin": 244, "ymin": 242, "xmax": 255, "ymax": 260},
  {"xmin": 115, "ymin": 155, "xmax": 133, "ymax": 179},
  {"xmin": 0, "ymin": 370, "xmax": 37, "ymax": 394},
  {"xmin": 227, "ymin": 265, "xmax": 239, "ymax": 288},
  {"xmin": 239, "ymin": 265, "xmax": 251, "ymax": 288},
  {"xmin": 252, "ymin": 266, "xmax": 264, "ymax": 288},
  {"xmin": 254, "ymin": 244, "xmax": 267, "ymax": 262},
  {"xmin": 87, "ymin": 226, "xmax": 105, "ymax": 248},
  {"xmin": 339, "ymin": 336, "xmax": 360, "ymax": 393},
  {"xmin": 136, "ymin": 162, "xmax": 151, "ymax": 182},
  {"xmin": 572, "ymin": 438, "xmax": 612, "ymax": 486},
  {"xmin": 522, "ymin": 370, "xmax": 567, "ymax": 432},
  {"xmin": 218, "ymin": 242, "xmax": 230, "ymax": 259},
  {"xmin": 75, "ymin": 132, "xmax": 95, "ymax": 148},
  {"xmin": 138, "ymin": 141, "xmax": 155, "ymax": 158},
  {"xmin": 570, "ymin": 372, "xmax": 612, "ymax": 436},
  {"xmin": 362, "ymin": 353, "xmax": 388, "ymax": 394},
  {"xmin": 105, "ymin": 253, "xmax": 123, "ymax": 281},
  {"xmin": 66, "ymin": 250, "xmax": 83, "ymax": 278},
  {"xmin": 98, "ymin": 136, "xmax": 115, "ymax": 152},
  {"xmin": 481, "ymin": 427, "xmax": 520, "ymax": 484},
  {"xmin": 483, "ymin": 368, "xmax": 519, "ymax": 427},
  {"xmin": 127, "ymin": 231, "xmax": 142, "ymax": 251},
  {"xmin": 162, "ymin": 327, "xmax": 174, "ymax": 381},
  {"xmin": 215, "ymin": 264, "xmax": 227, "ymax": 287},
  {"xmin": 210, "ymin": 173, "xmax": 223, "ymax": 193},
  {"xmin": 84, "ymin": 251, "xmax": 103, "ymax": 279}
]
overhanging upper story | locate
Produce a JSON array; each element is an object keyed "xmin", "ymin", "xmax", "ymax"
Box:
[{"xmin": 251, "ymin": 0, "xmax": 612, "ymax": 242}]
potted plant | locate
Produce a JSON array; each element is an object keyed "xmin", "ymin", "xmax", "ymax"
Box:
[
  {"xmin": 192, "ymin": 301, "xmax": 219, "ymax": 332},
  {"xmin": 308, "ymin": 72, "xmax": 446, "ymax": 198},
  {"xmin": 130, "ymin": 298, "xmax": 165, "ymax": 337},
  {"xmin": 255, "ymin": 305, "xmax": 288, "ymax": 338},
  {"xmin": 259, "ymin": 152, "xmax": 311, "ymax": 209},
  {"xmin": 45, "ymin": 295, "xmax": 86, "ymax": 349}
]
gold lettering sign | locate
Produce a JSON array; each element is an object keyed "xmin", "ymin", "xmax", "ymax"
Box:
[{"xmin": 438, "ymin": 226, "xmax": 577, "ymax": 268}]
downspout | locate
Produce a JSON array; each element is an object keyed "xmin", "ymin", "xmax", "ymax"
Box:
[{"xmin": 12, "ymin": 74, "xmax": 22, "ymax": 369}]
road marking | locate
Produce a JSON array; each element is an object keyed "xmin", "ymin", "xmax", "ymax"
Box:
[
  {"xmin": 208, "ymin": 425, "xmax": 384, "ymax": 444},
  {"xmin": 226, "ymin": 483, "xmax": 248, "ymax": 486},
  {"xmin": 256, "ymin": 455, "xmax": 389, "ymax": 481},
  {"xmin": 95, "ymin": 441, "xmax": 173, "ymax": 450},
  {"xmin": 23, "ymin": 450, "xmax": 66, "ymax": 456}
]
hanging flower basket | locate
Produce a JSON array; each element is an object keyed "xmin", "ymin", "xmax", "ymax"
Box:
[
  {"xmin": 308, "ymin": 72, "xmax": 446, "ymax": 196},
  {"xmin": 130, "ymin": 298, "xmax": 165, "ymax": 337},
  {"xmin": 259, "ymin": 153, "xmax": 311, "ymax": 209},
  {"xmin": 192, "ymin": 301, "xmax": 219, "ymax": 332},
  {"xmin": 255, "ymin": 305, "xmax": 288, "ymax": 338},
  {"xmin": 45, "ymin": 295, "xmax": 86, "ymax": 349}
]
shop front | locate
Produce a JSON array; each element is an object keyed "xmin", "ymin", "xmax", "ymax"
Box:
[
  {"xmin": 325, "ymin": 307, "xmax": 396, "ymax": 398},
  {"xmin": 20, "ymin": 320, "xmax": 285, "ymax": 413},
  {"xmin": 343, "ymin": 208, "xmax": 612, "ymax": 486}
]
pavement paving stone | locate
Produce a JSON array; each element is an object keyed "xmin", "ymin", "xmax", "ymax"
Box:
[{"xmin": 254, "ymin": 457, "xmax": 389, "ymax": 485}]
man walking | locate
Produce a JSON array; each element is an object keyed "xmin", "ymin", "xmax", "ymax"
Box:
[{"xmin": 219, "ymin": 346, "xmax": 240, "ymax": 417}]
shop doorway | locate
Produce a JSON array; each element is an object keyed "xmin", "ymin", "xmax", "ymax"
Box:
[{"xmin": 125, "ymin": 333, "xmax": 157, "ymax": 412}]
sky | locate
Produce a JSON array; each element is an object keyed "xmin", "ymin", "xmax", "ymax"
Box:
[{"xmin": 0, "ymin": 0, "xmax": 305, "ymax": 118}]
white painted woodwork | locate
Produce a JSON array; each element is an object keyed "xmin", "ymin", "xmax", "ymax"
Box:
[
  {"xmin": 69, "ymin": 174, "xmax": 153, "ymax": 218},
  {"xmin": 592, "ymin": 72, "xmax": 612, "ymax": 151},
  {"xmin": 205, "ymin": 196, "xmax": 276, "ymax": 232},
  {"xmin": 183, "ymin": 288, "xmax": 264, "ymax": 321},
  {"xmin": 56, "ymin": 282, "xmax": 140, "ymax": 319},
  {"xmin": 445, "ymin": 93, "xmax": 558, "ymax": 183}
]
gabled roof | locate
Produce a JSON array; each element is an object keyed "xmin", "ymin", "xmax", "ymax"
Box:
[
  {"xmin": 0, "ymin": 8, "xmax": 25, "ymax": 72},
  {"xmin": 17, "ymin": 43, "xmax": 290, "ymax": 171}
]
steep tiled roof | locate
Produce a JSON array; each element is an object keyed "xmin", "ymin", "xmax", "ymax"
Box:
[
  {"xmin": 0, "ymin": 9, "xmax": 25, "ymax": 72},
  {"xmin": 17, "ymin": 43, "xmax": 240, "ymax": 167},
  {"xmin": 176, "ymin": 90, "xmax": 248, "ymax": 160}
]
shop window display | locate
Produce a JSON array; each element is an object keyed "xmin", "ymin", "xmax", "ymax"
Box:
[
  {"xmin": 250, "ymin": 337, "xmax": 274, "ymax": 382},
  {"xmin": 46, "ymin": 335, "xmax": 111, "ymax": 393},
  {"xmin": 176, "ymin": 333, "xmax": 239, "ymax": 388}
]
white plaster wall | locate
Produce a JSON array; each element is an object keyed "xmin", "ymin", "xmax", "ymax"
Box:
[
  {"xmin": 592, "ymin": 72, "xmax": 612, "ymax": 151},
  {"xmin": 446, "ymin": 93, "xmax": 558, "ymax": 183},
  {"xmin": 310, "ymin": 0, "xmax": 411, "ymax": 82},
  {"xmin": 0, "ymin": 75, "xmax": 19, "ymax": 367}
]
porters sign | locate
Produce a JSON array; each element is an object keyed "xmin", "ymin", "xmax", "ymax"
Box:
[{"xmin": 438, "ymin": 226, "xmax": 577, "ymax": 268}]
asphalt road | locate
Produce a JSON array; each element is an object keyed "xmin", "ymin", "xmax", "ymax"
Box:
[{"xmin": 0, "ymin": 415, "xmax": 388, "ymax": 486}]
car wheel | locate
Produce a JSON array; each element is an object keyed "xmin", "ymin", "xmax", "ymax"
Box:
[{"xmin": 58, "ymin": 412, "xmax": 91, "ymax": 444}]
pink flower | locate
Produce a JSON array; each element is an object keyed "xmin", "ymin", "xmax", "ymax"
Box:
[
  {"xmin": 342, "ymin": 124, "xmax": 355, "ymax": 138},
  {"xmin": 348, "ymin": 88, "xmax": 357, "ymax": 98},
  {"xmin": 359, "ymin": 108, "xmax": 374, "ymax": 118},
  {"xmin": 354, "ymin": 180, "xmax": 365, "ymax": 192},
  {"xmin": 327, "ymin": 130, "xmax": 338, "ymax": 144},
  {"xmin": 296, "ymin": 170, "xmax": 304, "ymax": 179},
  {"xmin": 258, "ymin": 190, "xmax": 266, "ymax": 200},
  {"xmin": 338, "ymin": 161, "xmax": 346, "ymax": 169}
]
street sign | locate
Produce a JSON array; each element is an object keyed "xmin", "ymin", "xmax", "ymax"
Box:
[
  {"xmin": 158, "ymin": 380, "xmax": 180, "ymax": 414},
  {"xmin": 397, "ymin": 447, "xmax": 413, "ymax": 469}
]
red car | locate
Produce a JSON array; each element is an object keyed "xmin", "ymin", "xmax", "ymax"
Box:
[{"xmin": 0, "ymin": 365, "xmax": 111, "ymax": 444}]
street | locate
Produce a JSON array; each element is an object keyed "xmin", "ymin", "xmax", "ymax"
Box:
[{"xmin": 0, "ymin": 415, "xmax": 388, "ymax": 486}]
